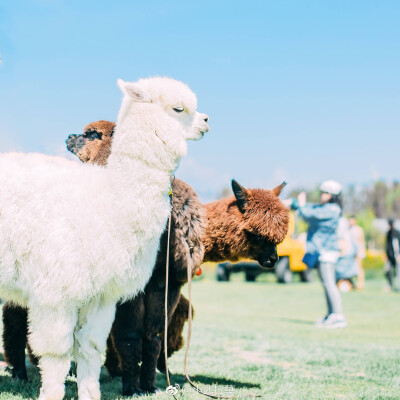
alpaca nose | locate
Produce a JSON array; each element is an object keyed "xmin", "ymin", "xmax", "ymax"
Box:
[{"xmin": 270, "ymin": 253, "xmax": 279, "ymax": 263}]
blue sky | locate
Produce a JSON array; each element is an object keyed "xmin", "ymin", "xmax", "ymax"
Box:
[{"xmin": 1, "ymin": 0, "xmax": 399, "ymax": 201}]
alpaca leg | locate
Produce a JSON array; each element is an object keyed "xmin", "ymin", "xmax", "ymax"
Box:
[
  {"xmin": 28, "ymin": 305, "xmax": 77, "ymax": 400},
  {"xmin": 158, "ymin": 295, "xmax": 191, "ymax": 374},
  {"xmin": 27, "ymin": 343, "xmax": 40, "ymax": 367},
  {"xmin": 111, "ymin": 298, "xmax": 145, "ymax": 397},
  {"xmin": 168, "ymin": 295, "xmax": 192, "ymax": 357},
  {"xmin": 2, "ymin": 303, "xmax": 29, "ymax": 380},
  {"xmin": 104, "ymin": 335, "xmax": 122, "ymax": 377},
  {"xmin": 119, "ymin": 331, "xmax": 143, "ymax": 397},
  {"xmin": 140, "ymin": 334, "xmax": 161, "ymax": 393},
  {"xmin": 74, "ymin": 300, "xmax": 116, "ymax": 400},
  {"xmin": 157, "ymin": 334, "xmax": 167, "ymax": 375}
]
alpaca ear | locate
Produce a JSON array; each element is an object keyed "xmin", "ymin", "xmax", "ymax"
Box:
[
  {"xmin": 272, "ymin": 181, "xmax": 287, "ymax": 197},
  {"xmin": 232, "ymin": 179, "xmax": 249, "ymax": 213},
  {"xmin": 117, "ymin": 79, "xmax": 152, "ymax": 103}
]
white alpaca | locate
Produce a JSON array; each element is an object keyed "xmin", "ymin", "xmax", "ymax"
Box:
[{"xmin": 0, "ymin": 77, "xmax": 209, "ymax": 400}]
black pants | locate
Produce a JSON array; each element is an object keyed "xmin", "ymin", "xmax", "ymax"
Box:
[{"xmin": 385, "ymin": 261, "xmax": 400, "ymax": 290}]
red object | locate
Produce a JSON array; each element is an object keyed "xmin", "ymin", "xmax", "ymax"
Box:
[{"xmin": 196, "ymin": 267, "xmax": 202, "ymax": 276}]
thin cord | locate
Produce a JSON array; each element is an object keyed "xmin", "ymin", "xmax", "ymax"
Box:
[
  {"xmin": 165, "ymin": 187, "xmax": 259, "ymax": 399},
  {"xmin": 164, "ymin": 214, "xmax": 180, "ymax": 399}
]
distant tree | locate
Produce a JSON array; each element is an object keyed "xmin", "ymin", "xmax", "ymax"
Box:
[
  {"xmin": 385, "ymin": 181, "xmax": 400, "ymax": 218},
  {"xmin": 355, "ymin": 207, "xmax": 383, "ymax": 249},
  {"xmin": 368, "ymin": 181, "xmax": 389, "ymax": 218},
  {"xmin": 343, "ymin": 184, "xmax": 366, "ymax": 215},
  {"xmin": 287, "ymin": 186, "xmax": 320, "ymax": 203}
]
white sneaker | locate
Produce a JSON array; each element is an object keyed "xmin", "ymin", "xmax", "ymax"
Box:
[{"xmin": 323, "ymin": 313, "xmax": 347, "ymax": 329}]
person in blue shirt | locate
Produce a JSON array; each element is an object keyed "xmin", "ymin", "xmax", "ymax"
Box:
[{"xmin": 291, "ymin": 180, "xmax": 347, "ymax": 329}]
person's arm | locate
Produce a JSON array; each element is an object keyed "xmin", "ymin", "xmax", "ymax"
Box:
[
  {"xmin": 291, "ymin": 192, "xmax": 340, "ymax": 223},
  {"xmin": 295, "ymin": 203, "xmax": 340, "ymax": 223}
]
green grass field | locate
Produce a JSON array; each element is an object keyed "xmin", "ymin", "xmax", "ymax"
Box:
[{"xmin": 0, "ymin": 270, "xmax": 399, "ymax": 400}]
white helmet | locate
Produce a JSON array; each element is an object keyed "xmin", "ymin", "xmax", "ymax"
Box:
[{"xmin": 320, "ymin": 180, "xmax": 342, "ymax": 195}]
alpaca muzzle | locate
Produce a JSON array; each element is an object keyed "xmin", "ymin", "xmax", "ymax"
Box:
[
  {"xmin": 66, "ymin": 134, "xmax": 87, "ymax": 156},
  {"xmin": 199, "ymin": 114, "xmax": 210, "ymax": 134},
  {"xmin": 192, "ymin": 113, "xmax": 209, "ymax": 139},
  {"xmin": 258, "ymin": 246, "xmax": 279, "ymax": 269}
]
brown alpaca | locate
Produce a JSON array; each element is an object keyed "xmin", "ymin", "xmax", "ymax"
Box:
[
  {"xmin": 66, "ymin": 120, "xmax": 115, "ymax": 166},
  {"xmin": 2, "ymin": 121, "xmax": 289, "ymax": 396},
  {"xmin": 203, "ymin": 181, "xmax": 288, "ymax": 263},
  {"xmin": 158, "ymin": 179, "xmax": 289, "ymax": 369}
]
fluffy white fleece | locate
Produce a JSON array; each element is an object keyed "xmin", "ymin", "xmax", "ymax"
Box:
[{"xmin": 0, "ymin": 77, "xmax": 209, "ymax": 400}]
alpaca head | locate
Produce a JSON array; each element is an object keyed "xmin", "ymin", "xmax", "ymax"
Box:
[
  {"xmin": 66, "ymin": 121, "xmax": 116, "ymax": 166},
  {"xmin": 231, "ymin": 180, "xmax": 289, "ymax": 268},
  {"xmin": 117, "ymin": 77, "xmax": 209, "ymax": 141},
  {"xmin": 107, "ymin": 77, "xmax": 209, "ymax": 171}
]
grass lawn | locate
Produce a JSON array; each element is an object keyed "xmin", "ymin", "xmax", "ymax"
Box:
[{"xmin": 0, "ymin": 270, "xmax": 399, "ymax": 399}]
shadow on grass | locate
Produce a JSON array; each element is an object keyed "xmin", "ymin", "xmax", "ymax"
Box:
[
  {"xmin": 0, "ymin": 374, "xmax": 39, "ymax": 399},
  {"xmin": 0, "ymin": 360, "xmax": 260, "ymax": 399},
  {"xmin": 0, "ymin": 366, "xmax": 80, "ymax": 400},
  {"xmin": 278, "ymin": 317, "xmax": 315, "ymax": 325},
  {"xmin": 167, "ymin": 373, "xmax": 261, "ymax": 389}
]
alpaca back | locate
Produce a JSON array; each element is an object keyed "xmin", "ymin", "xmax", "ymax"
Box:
[{"xmin": 0, "ymin": 152, "xmax": 170, "ymax": 306}]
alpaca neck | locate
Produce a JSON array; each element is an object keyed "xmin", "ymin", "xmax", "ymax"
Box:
[
  {"xmin": 119, "ymin": 157, "xmax": 171, "ymax": 182},
  {"xmin": 106, "ymin": 103, "xmax": 186, "ymax": 211}
]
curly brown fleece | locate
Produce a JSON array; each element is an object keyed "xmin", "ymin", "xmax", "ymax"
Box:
[{"xmin": 77, "ymin": 120, "xmax": 115, "ymax": 166}]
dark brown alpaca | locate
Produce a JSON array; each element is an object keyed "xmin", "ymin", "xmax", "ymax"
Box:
[
  {"xmin": 2, "ymin": 121, "xmax": 289, "ymax": 396},
  {"xmin": 103, "ymin": 177, "xmax": 204, "ymax": 395}
]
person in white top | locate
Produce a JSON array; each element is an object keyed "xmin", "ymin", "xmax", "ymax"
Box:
[
  {"xmin": 336, "ymin": 217, "xmax": 358, "ymax": 292},
  {"xmin": 348, "ymin": 216, "xmax": 367, "ymax": 290}
]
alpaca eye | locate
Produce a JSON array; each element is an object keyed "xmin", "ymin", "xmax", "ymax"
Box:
[
  {"xmin": 173, "ymin": 107, "xmax": 184, "ymax": 113},
  {"xmin": 84, "ymin": 130, "xmax": 102, "ymax": 141}
]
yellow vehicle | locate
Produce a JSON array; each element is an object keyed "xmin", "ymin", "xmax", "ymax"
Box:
[
  {"xmin": 275, "ymin": 213, "xmax": 310, "ymax": 283},
  {"xmin": 216, "ymin": 213, "xmax": 311, "ymax": 283}
]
